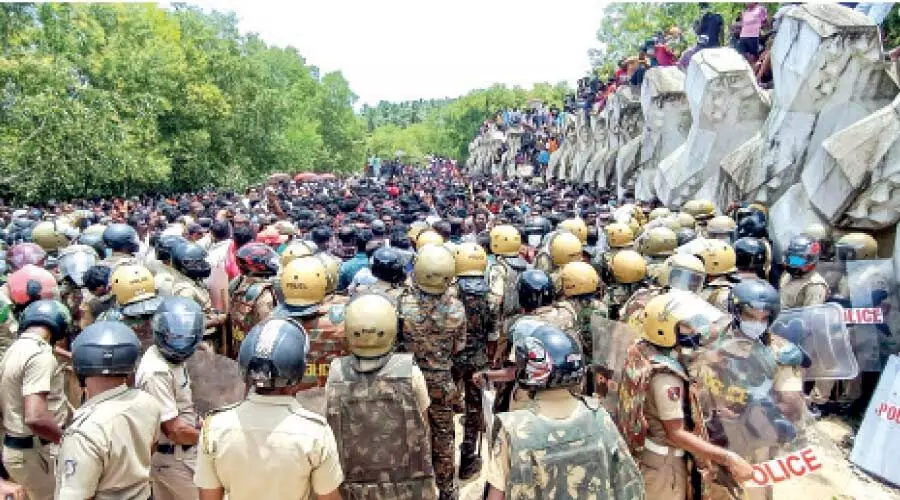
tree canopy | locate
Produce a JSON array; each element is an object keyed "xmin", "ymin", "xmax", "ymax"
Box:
[{"xmin": 0, "ymin": 3, "xmax": 365, "ymax": 202}]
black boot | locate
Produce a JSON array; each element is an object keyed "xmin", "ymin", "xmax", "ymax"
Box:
[{"xmin": 458, "ymin": 443, "xmax": 483, "ymax": 480}]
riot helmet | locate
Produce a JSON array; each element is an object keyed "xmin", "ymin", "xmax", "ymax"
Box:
[
  {"xmin": 72, "ymin": 321, "xmax": 141, "ymax": 376},
  {"xmin": 345, "ymin": 293, "xmax": 398, "ymax": 361},
  {"xmin": 19, "ymin": 299, "xmax": 71, "ymax": 343},
  {"xmin": 173, "ymin": 243, "xmax": 211, "ymax": 280},
  {"xmin": 783, "ymin": 234, "xmax": 821, "ymax": 277},
  {"xmin": 236, "ymin": 243, "xmax": 280, "ymax": 277},
  {"xmin": 102, "ymin": 224, "xmax": 140, "ymax": 254},
  {"xmin": 727, "ymin": 279, "xmax": 780, "ymax": 340},
  {"xmin": 734, "ymin": 237, "xmax": 768, "ymax": 278},
  {"xmin": 152, "ymin": 296, "xmax": 204, "ymax": 363},
  {"xmin": 371, "ymin": 247, "xmax": 406, "ymax": 284},
  {"xmin": 517, "ymin": 270, "xmax": 554, "ymax": 311},
  {"xmin": 514, "ymin": 323, "xmax": 585, "ymax": 390},
  {"xmin": 239, "ymin": 318, "xmax": 309, "ymax": 389}
]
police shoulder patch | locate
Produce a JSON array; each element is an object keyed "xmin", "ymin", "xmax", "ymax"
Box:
[
  {"xmin": 328, "ymin": 304, "xmax": 346, "ymax": 325},
  {"xmin": 64, "ymin": 459, "xmax": 77, "ymax": 477}
]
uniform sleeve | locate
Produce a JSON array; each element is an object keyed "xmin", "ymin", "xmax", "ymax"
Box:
[
  {"xmin": 450, "ymin": 300, "xmax": 467, "ymax": 353},
  {"xmin": 310, "ymin": 425, "xmax": 344, "ymax": 495},
  {"xmin": 55, "ymin": 429, "xmax": 104, "ymax": 499},
  {"xmin": 21, "ymin": 351, "xmax": 54, "ymax": 397},
  {"xmin": 137, "ymin": 371, "xmax": 179, "ymax": 422},
  {"xmin": 650, "ymin": 373, "xmax": 685, "ymax": 421},
  {"xmin": 774, "ymin": 365, "xmax": 803, "ymax": 393},
  {"xmin": 607, "ymin": 413, "xmax": 646, "ymax": 500},
  {"xmin": 194, "ymin": 420, "xmax": 222, "ymax": 489},
  {"xmin": 484, "ymin": 425, "xmax": 510, "ymax": 491},
  {"xmin": 410, "ymin": 365, "xmax": 431, "ymax": 411}
]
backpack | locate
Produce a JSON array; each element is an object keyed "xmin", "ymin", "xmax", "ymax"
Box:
[
  {"xmin": 616, "ymin": 341, "xmax": 689, "ymax": 456},
  {"xmin": 491, "ymin": 256, "xmax": 528, "ymax": 317}
]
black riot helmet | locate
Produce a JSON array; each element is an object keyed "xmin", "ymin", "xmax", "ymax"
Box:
[
  {"xmin": 515, "ymin": 323, "xmax": 585, "ymax": 390},
  {"xmin": 734, "ymin": 237, "xmax": 768, "ymax": 278},
  {"xmin": 18, "ymin": 299, "xmax": 72, "ymax": 343},
  {"xmin": 517, "ymin": 269, "xmax": 554, "ymax": 312},
  {"xmin": 172, "ymin": 243, "xmax": 211, "ymax": 280},
  {"xmin": 72, "ymin": 321, "xmax": 141, "ymax": 376},
  {"xmin": 371, "ymin": 247, "xmax": 406, "ymax": 284},
  {"xmin": 155, "ymin": 235, "xmax": 188, "ymax": 264},
  {"xmin": 734, "ymin": 211, "xmax": 768, "ymax": 239},
  {"xmin": 727, "ymin": 278, "xmax": 781, "ymax": 329},
  {"xmin": 102, "ymin": 224, "xmax": 140, "ymax": 254},
  {"xmin": 78, "ymin": 232, "xmax": 107, "ymax": 258},
  {"xmin": 152, "ymin": 296, "xmax": 204, "ymax": 363},
  {"xmin": 238, "ymin": 318, "xmax": 309, "ymax": 389}
]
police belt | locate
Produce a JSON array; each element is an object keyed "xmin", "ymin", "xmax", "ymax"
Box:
[
  {"xmin": 3, "ymin": 435, "xmax": 51, "ymax": 449},
  {"xmin": 644, "ymin": 438, "xmax": 685, "ymax": 457},
  {"xmin": 156, "ymin": 444, "xmax": 194, "ymax": 454}
]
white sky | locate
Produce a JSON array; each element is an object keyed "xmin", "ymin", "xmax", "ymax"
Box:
[{"xmin": 187, "ymin": 0, "xmax": 606, "ymax": 105}]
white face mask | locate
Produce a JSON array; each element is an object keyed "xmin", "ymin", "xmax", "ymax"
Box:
[{"xmin": 740, "ymin": 319, "xmax": 768, "ymax": 339}]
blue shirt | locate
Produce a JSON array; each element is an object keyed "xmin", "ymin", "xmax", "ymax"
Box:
[{"xmin": 338, "ymin": 253, "xmax": 369, "ymax": 291}]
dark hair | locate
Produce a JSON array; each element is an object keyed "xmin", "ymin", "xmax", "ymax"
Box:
[
  {"xmin": 211, "ymin": 220, "xmax": 231, "ymax": 241},
  {"xmin": 356, "ymin": 229, "xmax": 374, "ymax": 253},
  {"xmin": 84, "ymin": 265, "xmax": 111, "ymax": 292},
  {"xmin": 233, "ymin": 225, "xmax": 254, "ymax": 248}
]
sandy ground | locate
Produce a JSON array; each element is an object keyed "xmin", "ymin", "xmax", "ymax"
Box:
[{"xmin": 297, "ymin": 388, "xmax": 900, "ymax": 499}]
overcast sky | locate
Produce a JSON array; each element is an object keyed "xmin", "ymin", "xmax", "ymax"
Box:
[{"xmin": 189, "ymin": 0, "xmax": 606, "ymax": 106}]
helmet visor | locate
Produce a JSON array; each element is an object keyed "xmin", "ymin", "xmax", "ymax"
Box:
[
  {"xmin": 668, "ymin": 267, "xmax": 705, "ymax": 294},
  {"xmin": 58, "ymin": 251, "xmax": 96, "ymax": 287},
  {"xmin": 153, "ymin": 312, "xmax": 204, "ymax": 355},
  {"xmin": 785, "ymin": 254, "xmax": 809, "ymax": 269}
]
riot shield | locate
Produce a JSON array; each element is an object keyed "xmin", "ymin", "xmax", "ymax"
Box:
[
  {"xmin": 185, "ymin": 349, "xmax": 246, "ymax": 416},
  {"xmin": 691, "ymin": 337, "xmax": 825, "ymax": 490},
  {"xmin": 667, "ymin": 289, "xmax": 732, "ymax": 344},
  {"xmin": 815, "ymin": 260, "xmax": 844, "ymax": 297},
  {"xmin": 58, "ymin": 248, "xmax": 97, "ymax": 288},
  {"xmin": 592, "ymin": 317, "xmax": 638, "ymax": 416},
  {"xmin": 770, "ymin": 304, "xmax": 857, "ymax": 380},
  {"xmin": 846, "ymin": 259, "xmax": 899, "ymax": 372}
]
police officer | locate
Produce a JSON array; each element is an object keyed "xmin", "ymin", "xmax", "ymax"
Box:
[
  {"xmin": 135, "ymin": 297, "xmax": 205, "ymax": 500},
  {"xmin": 487, "ymin": 225, "xmax": 527, "ymax": 353},
  {"xmin": 100, "ymin": 223, "xmax": 141, "ymax": 270},
  {"xmin": 450, "ymin": 242, "xmax": 493, "ymax": 480},
  {"xmin": 605, "ymin": 249, "xmax": 648, "ymax": 321},
  {"xmin": 484, "ymin": 323, "xmax": 644, "ymax": 500},
  {"xmin": 171, "ymin": 243, "xmax": 225, "ymax": 350},
  {"xmin": 324, "ymin": 293, "xmax": 435, "ymax": 498},
  {"xmin": 533, "ymin": 231, "xmax": 582, "ymax": 294},
  {"xmin": 98, "ymin": 264, "xmax": 163, "ymax": 352},
  {"xmin": 0, "ymin": 300, "xmax": 72, "ymax": 500},
  {"xmin": 148, "ymin": 234, "xmax": 187, "ymax": 296},
  {"xmin": 229, "ymin": 243, "xmax": 279, "ymax": 351},
  {"xmin": 196, "ymin": 318, "xmax": 343, "ymax": 500},
  {"xmin": 696, "ymin": 239, "xmax": 738, "ymax": 311},
  {"xmin": 56, "ymin": 321, "xmax": 162, "ymax": 499},
  {"xmin": 398, "ymin": 243, "xmax": 466, "ymax": 500},
  {"xmin": 271, "ymin": 256, "xmax": 348, "ymax": 388},
  {"xmin": 617, "ymin": 293, "xmax": 754, "ymax": 499},
  {"xmin": 355, "ymin": 246, "xmax": 408, "ymax": 297},
  {"xmin": 636, "ymin": 226, "xmax": 677, "ymax": 283},
  {"xmin": 779, "ymin": 234, "xmax": 829, "ymax": 309}
]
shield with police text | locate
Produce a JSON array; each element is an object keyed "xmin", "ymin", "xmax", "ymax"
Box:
[
  {"xmin": 185, "ymin": 349, "xmax": 246, "ymax": 416},
  {"xmin": 691, "ymin": 336, "xmax": 826, "ymax": 490},
  {"xmin": 846, "ymin": 260, "xmax": 899, "ymax": 372},
  {"xmin": 770, "ymin": 303, "xmax": 857, "ymax": 380}
]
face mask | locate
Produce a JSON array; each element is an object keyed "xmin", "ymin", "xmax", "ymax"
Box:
[{"xmin": 740, "ymin": 319, "xmax": 768, "ymax": 339}]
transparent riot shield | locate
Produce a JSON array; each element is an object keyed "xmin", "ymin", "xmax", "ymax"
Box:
[
  {"xmin": 667, "ymin": 289, "xmax": 732, "ymax": 344},
  {"xmin": 815, "ymin": 260, "xmax": 844, "ymax": 297},
  {"xmin": 185, "ymin": 349, "xmax": 246, "ymax": 416},
  {"xmin": 770, "ymin": 303, "xmax": 858, "ymax": 380},
  {"xmin": 846, "ymin": 260, "xmax": 899, "ymax": 372},
  {"xmin": 691, "ymin": 336, "xmax": 825, "ymax": 490},
  {"xmin": 592, "ymin": 318, "xmax": 638, "ymax": 416}
]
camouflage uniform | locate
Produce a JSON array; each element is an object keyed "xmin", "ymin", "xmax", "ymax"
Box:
[
  {"xmin": 621, "ymin": 286, "xmax": 664, "ymax": 332},
  {"xmin": 559, "ymin": 297, "xmax": 607, "ymax": 395},
  {"xmin": 451, "ymin": 279, "xmax": 494, "ymax": 467},
  {"xmin": 325, "ymin": 354, "xmax": 437, "ymax": 499},
  {"xmin": 100, "ymin": 253, "xmax": 139, "ymax": 271},
  {"xmin": 493, "ymin": 397, "xmax": 644, "ymax": 499},
  {"xmin": 703, "ymin": 277, "xmax": 734, "ymax": 312},
  {"xmin": 272, "ymin": 300, "xmax": 348, "ymax": 390},
  {"xmin": 228, "ymin": 275, "xmax": 276, "ymax": 352},
  {"xmin": 398, "ymin": 288, "xmax": 466, "ymax": 498},
  {"xmin": 171, "ymin": 269, "xmax": 219, "ymax": 349},
  {"xmin": 486, "ymin": 256, "xmax": 527, "ymax": 343},
  {"xmin": 355, "ymin": 280, "xmax": 406, "ymax": 301}
]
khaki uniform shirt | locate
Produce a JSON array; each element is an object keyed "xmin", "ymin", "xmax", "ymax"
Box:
[
  {"xmin": 135, "ymin": 346, "xmax": 197, "ymax": 445},
  {"xmin": 484, "ymin": 389, "xmax": 588, "ymax": 490},
  {"xmin": 779, "ymin": 271, "xmax": 829, "ymax": 309},
  {"xmin": 55, "ymin": 385, "xmax": 162, "ymax": 500},
  {"xmin": 0, "ymin": 332, "xmax": 69, "ymax": 436},
  {"xmin": 194, "ymin": 393, "xmax": 344, "ymax": 499},
  {"xmin": 645, "ymin": 372, "xmax": 685, "ymax": 448}
]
